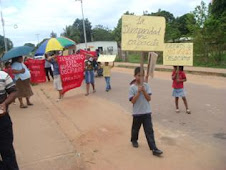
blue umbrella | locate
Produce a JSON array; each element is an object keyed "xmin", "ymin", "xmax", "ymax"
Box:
[{"xmin": 1, "ymin": 46, "xmax": 34, "ymax": 61}]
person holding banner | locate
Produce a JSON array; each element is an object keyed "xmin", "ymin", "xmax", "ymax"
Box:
[
  {"xmin": 172, "ymin": 66, "xmax": 191, "ymax": 114},
  {"xmin": 129, "ymin": 67, "xmax": 163, "ymax": 156},
  {"xmin": 44, "ymin": 54, "xmax": 54, "ymax": 82},
  {"xmin": 47, "ymin": 54, "xmax": 63, "ymax": 101},
  {"xmin": 84, "ymin": 55, "xmax": 96, "ymax": 96},
  {"xmin": 103, "ymin": 62, "xmax": 114, "ymax": 92},
  {"xmin": 11, "ymin": 56, "xmax": 33, "ymax": 108}
]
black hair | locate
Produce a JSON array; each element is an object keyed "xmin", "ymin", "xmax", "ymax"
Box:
[
  {"xmin": 4, "ymin": 61, "xmax": 11, "ymax": 67},
  {"xmin": 179, "ymin": 66, "xmax": 184, "ymax": 71},
  {"xmin": 12, "ymin": 56, "xmax": 22, "ymax": 63},
  {"xmin": 173, "ymin": 66, "xmax": 184, "ymax": 71},
  {"xmin": 134, "ymin": 67, "xmax": 145, "ymax": 76}
]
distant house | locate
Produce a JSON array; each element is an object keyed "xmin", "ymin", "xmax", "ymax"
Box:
[{"xmin": 76, "ymin": 41, "xmax": 118, "ymax": 55}]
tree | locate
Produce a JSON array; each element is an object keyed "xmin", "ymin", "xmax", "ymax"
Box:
[
  {"xmin": 73, "ymin": 18, "xmax": 92, "ymax": 43},
  {"xmin": 176, "ymin": 13, "xmax": 196, "ymax": 36},
  {"xmin": 61, "ymin": 25, "xmax": 80, "ymax": 43},
  {"xmin": 113, "ymin": 11, "xmax": 134, "ymax": 44},
  {"xmin": 92, "ymin": 25, "xmax": 114, "ymax": 41},
  {"xmin": 144, "ymin": 9, "xmax": 180, "ymax": 42},
  {"xmin": 144, "ymin": 9, "xmax": 175, "ymax": 24},
  {"xmin": 50, "ymin": 31, "xmax": 57, "ymax": 38},
  {"xmin": 24, "ymin": 43, "xmax": 35, "ymax": 48},
  {"xmin": 0, "ymin": 35, "xmax": 13, "ymax": 55},
  {"xmin": 211, "ymin": 0, "xmax": 226, "ymax": 17}
]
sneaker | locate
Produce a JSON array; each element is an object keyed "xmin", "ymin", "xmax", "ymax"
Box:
[
  {"xmin": 152, "ymin": 149, "xmax": 163, "ymax": 156},
  {"xmin": 176, "ymin": 109, "xmax": 180, "ymax": 113},
  {"xmin": 131, "ymin": 141, "xmax": 139, "ymax": 148},
  {"xmin": 186, "ymin": 109, "xmax": 191, "ymax": 114}
]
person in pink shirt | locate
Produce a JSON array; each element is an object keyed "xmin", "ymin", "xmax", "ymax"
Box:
[{"xmin": 172, "ymin": 66, "xmax": 191, "ymax": 114}]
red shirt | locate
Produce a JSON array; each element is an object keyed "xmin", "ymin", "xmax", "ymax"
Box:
[
  {"xmin": 172, "ymin": 71, "xmax": 186, "ymax": 89},
  {"xmin": 3, "ymin": 68, "xmax": 15, "ymax": 79}
]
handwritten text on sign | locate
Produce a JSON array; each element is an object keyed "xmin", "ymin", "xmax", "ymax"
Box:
[
  {"xmin": 121, "ymin": 15, "xmax": 166, "ymax": 51},
  {"xmin": 58, "ymin": 54, "xmax": 85, "ymax": 94},
  {"xmin": 26, "ymin": 59, "xmax": 46, "ymax": 83},
  {"xmin": 163, "ymin": 43, "xmax": 193, "ymax": 66}
]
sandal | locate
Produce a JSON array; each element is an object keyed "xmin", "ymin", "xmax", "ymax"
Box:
[
  {"xmin": 85, "ymin": 93, "xmax": 89, "ymax": 96},
  {"xmin": 27, "ymin": 103, "xmax": 34, "ymax": 106},
  {"xmin": 20, "ymin": 105, "xmax": 28, "ymax": 109},
  {"xmin": 186, "ymin": 109, "xmax": 191, "ymax": 114}
]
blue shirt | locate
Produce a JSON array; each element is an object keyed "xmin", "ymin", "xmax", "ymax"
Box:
[
  {"xmin": 129, "ymin": 83, "xmax": 152, "ymax": 115},
  {"xmin": 49, "ymin": 59, "xmax": 60, "ymax": 76},
  {"xmin": 11, "ymin": 62, "xmax": 31, "ymax": 81},
  {"xmin": 45, "ymin": 60, "xmax": 52, "ymax": 68}
]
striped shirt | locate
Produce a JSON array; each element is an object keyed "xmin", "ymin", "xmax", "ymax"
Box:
[{"xmin": 0, "ymin": 71, "xmax": 17, "ymax": 130}]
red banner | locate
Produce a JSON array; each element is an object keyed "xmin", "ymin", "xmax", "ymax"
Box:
[
  {"xmin": 26, "ymin": 59, "xmax": 46, "ymax": 83},
  {"xmin": 58, "ymin": 54, "xmax": 86, "ymax": 94},
  {"xmin": 79, "ymin": 49, "xmax": 97, "ymax": 58}
]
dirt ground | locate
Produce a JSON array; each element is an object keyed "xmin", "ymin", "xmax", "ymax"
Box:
[{"xmin": 10, "ymin": 67, "xmax": 226, "ymax": 170}]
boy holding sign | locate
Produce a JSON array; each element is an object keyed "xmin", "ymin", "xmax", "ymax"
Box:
[
  {"xmin": 103, "ymin": 62, "xmax": 114, "ymax": 92},
  {"xmin": 129, "ymin": 67, "xmax": 163, "ymax": 156}
]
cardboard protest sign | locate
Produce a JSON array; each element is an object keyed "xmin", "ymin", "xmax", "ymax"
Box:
[
  {"xmin": 163, "ymin": 43, "xmax": 193, "ymax": 66},
  {"xmin": 97, "ymin": 55, "xmax": 116, "ymax": 62},
  {"xmin": 121, "ymin": 15, "xmax": 166, "ymax": 52},
  {"xmin": 58, "ymin": 54, "xmax": 85, "ymax": 94},
  {"xmin": 26, "ymin": 59, "xmax": 46, "ymax": 83}
]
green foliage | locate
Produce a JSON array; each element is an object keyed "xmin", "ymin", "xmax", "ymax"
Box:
[
  {"xmin": 92, "ymin": 25, "xmax": 114, "ymax": 41},
  {"xmin": 61, "ymin": 25, "xmax": 80, "ymax": 43},
  {"xmin": 113, "ymin": 11, "xmax": 134, "ymax": 44},
  {"xmin": 50, "ymin": 31, "xmax": 57, "ymax": 38},
  {"xmin": 0, "ymin": 35, "xmax": 13, "ymax": 56},
  {"xmin": 211, "ymin": 0, "xmax": 226, "ymax": 17},
  {"xmin": 24, "ymin": 43, "xmax": 35, "ymax": 48},
  {"xmin": 189, "ymin": 0, "xmax": 226, "ymax": 67},
  {"xmin": 73, "ymin": 18, "xmax": 92, "ymax": 43}
]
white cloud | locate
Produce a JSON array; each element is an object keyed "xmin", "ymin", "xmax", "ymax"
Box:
[{"xmin": 0, "ymin": 0, "xmax": 211, "ymax": 47}]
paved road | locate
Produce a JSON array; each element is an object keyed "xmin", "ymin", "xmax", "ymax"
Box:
[{"xmin": 90, "ymin": 69, "xmax": 226, "ymax": 153}]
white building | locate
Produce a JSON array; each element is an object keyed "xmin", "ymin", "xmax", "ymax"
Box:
[{"xmin": 76, "ymin": 41, "xmax": 118, "ymax": 55}]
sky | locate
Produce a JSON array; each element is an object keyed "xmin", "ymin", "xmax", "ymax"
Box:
[{"xmin": 0, "ymin": 0, "xmax": 211, "ymax": 47}]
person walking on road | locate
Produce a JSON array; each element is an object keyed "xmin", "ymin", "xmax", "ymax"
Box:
[
  {"xmin": 47, "ymin": 54, "xmax": 63, "ymax": 101},
  {"xmin": 44, "ymin": 54, "xmax": 54, "ymax": 82},
  {"xmin": 103, "ymin": 62, "xmax": 114, "ymax": 92},
  {"xmin": 129, "ymin": 67, "xmax": 163, "ymax": 156},
  {"xmin": 84, "ymin": 55, "xmax": 96, "ymax": 96},
  {"xmin": 172, "ymin": 66, "xmax": 191, "ymax": 114},
  {"xmin": 0, "ymin": 71, "xmax": 19, "ymax": 170}
]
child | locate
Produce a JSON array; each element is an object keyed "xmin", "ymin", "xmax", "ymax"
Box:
[
  {"xmin": 3, "ymin": 62, "xmax": 15, "ymax": 81},
  {"xmin": 129, "ymin": 67, "xmax": 163, "ymax": 156},
  {"xmin": 84, "ymin": 55, "xmax": 96, "ymax": 96},
  {"xmin": 103, "ymin": 62, "xmax": 114, "ymax": 92},
  {"xmin": 3, "ymin": 62, "xmax": 16, "ymax": 104},
  {"xmin": 172, "ymin": 66, "xmax": 191, "ymax": 114}
]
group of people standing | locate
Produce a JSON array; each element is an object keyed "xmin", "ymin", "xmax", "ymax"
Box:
[
  {"xmin": 84, "ymin": 54, "xmax": 114, "ymax": 96},
  {"xmin": 0, "ymin": 49, "xmax": 191, "ymax": 169},
  {"xmin": 0, "ymin": 55, "xmax": 35, "ymax": 170}
]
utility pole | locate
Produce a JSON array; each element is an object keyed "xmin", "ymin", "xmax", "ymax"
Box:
[
  {"xmin": 0, "ymin": 0, "xmax": 7, "ymax": 52},
  {"xmin": 75, "ymin": 0, "xmax": 87, "ymax": 49}
]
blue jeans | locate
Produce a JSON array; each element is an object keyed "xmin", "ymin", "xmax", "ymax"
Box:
[{"xmin": 105, "ymin": 77, "xmax": 111, "ymax": 91}]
